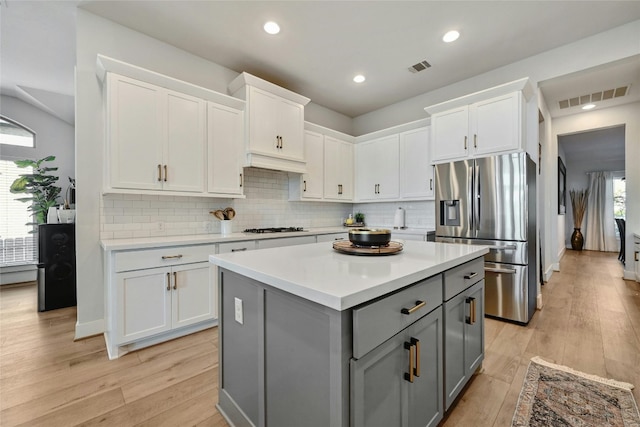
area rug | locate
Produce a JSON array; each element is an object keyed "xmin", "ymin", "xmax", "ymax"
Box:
[{"xmin": 512, "ymin": 356, "xmax": 640, "ymax": 427}]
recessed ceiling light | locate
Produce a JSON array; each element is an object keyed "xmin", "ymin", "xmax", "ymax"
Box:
[
  {"xmin": 353, "ymin": 75, "xmax": 366, "ymax": 83},
  {"xmin": 264, "ymin": 21, "xmax": 280, "ymax": 35},
  {"xmin": 582, "ymin": 104, "xmax": 596, "ymax": 110},
  {"xmin": 442, "ymin": 30, "xmax": 460, "ymax": 43}
]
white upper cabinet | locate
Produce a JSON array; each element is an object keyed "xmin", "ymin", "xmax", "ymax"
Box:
[
  {"xmin": 106, "ymin": 74, "xmax": 206, "ymax": 193},
  {"xmin": 98, "ymin": 56, "xmax": 246, "ymax": 198},
  {"xmin": 295, "ymin": 130, "xmax": 324, "ymax": 200},
  {"xmin": 229, "ymin": 72, "xmax": 310, "ymax": 174},
  {"xmin": 399, "ymin": 127, "xmax": 434, "ymax": 200},
  {"xmin": 426, "ymin": 78, "xmax": 532, "ymax": 164},
  {"xmin": 355, "ymin": 135, "xmax": 399, "ymax": 201},
  {"xmin": 324, "ymin": 136, "xmax": 353, "ymax": 201},
  {"xmin": 207, "ymin": 102, "xmax": 244, "ymax": 196}
]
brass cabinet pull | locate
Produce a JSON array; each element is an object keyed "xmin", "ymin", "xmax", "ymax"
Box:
[
  {"xmin": 239, "ymin": 173, "xmax": 243, "ymax": 188},
  {"xmin": 466, "ymin": 297, "xmax": 477, "ymax": 325},
  {"xmin": 404, "ymin": 341, "xmax": 414, "ymax": 383},
  {"xmin": 161, "ymin": 255, "xmax": 183, "ymax": 260},
  {"xmin": 163, "ymin": 165, "xmax": 168, "ymax": 182},
  {"xmin": 474, "ymin": 134, "xmax": 477, "ymax": 148},
  {"xmin": 464, "ymin": 136, "xmax": 468, "ymax": 150},
  {"xmin": 157, "ymin": 164, "xmax": 162, "ymax": 182},
  {"xmin": 173, "ymin": 271, "xmax": 177, "ymax": 290},
  {"xmin": 464, "ymin": 272, "xmax": 478, "ymax": 280},
  {"xmin": 231, "ymin": 247, "xmax": 248, "ymax": 252},
  {"xmin": 303, "ymin": 180, "xmax": 307, "ymax": 192},
  {"xmin": 166, "ymin": 272, "xmax": 171, "ymax": 291},
  {"xmin": 411, "ymin": 337, "xmax": 420, "ymax": 377},
  {"xmin": 401, "ymin": 300, "xmax": 426, "ymax": 315}
]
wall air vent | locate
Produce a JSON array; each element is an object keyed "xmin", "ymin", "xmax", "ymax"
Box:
[
  {"xmin": 408, "ymin": 60, "xmax": 432, "ymax": 73},
  {"xmin": 558, "ymin": 85, "xmax": 630, "ymax": 109}
]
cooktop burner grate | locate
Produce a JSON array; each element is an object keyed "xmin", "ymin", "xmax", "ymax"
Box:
[{"xmin": 243, "ymin": 227, "xmax": 306, "ymax": 233}]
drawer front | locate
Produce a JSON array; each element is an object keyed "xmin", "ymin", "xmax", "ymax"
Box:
[
  {"xmin": 316, "ymin": 233, "xmax": 348, "ymax": 243},
  {"xmin": 443, "ymin": 257, "xmax": 485, "ymax": 301},
  {"xmin": 352, "ymin": 274, "xmax": 442, "ymax": 359},
  {"xmin": 114, "ymin": 244, "xmax": 216, "ymax": 272},
  {"xmin": 218, "ymin": 240, "xmax": 257, "ymax": 254}
]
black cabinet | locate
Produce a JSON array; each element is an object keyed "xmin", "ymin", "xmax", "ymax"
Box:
[{"xmin": 37, "ymin": 224, "xmax": 76, "ymax": 311}]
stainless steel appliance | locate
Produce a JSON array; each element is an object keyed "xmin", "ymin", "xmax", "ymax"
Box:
[{"xmin": 435, "ymin": 152, "xmax": 536, "ymax": 324}]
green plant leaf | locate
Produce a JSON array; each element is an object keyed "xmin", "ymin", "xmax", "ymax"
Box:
[
  {"xmin": 9, "ymin": 176, "xmax": 28, "ymax": 192},
  {"xmin": 14, "ymin": 159, "xmax": 37, "ymax": 168}
]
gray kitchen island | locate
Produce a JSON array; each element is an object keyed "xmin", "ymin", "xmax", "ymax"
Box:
[{"xmin": 209, "ymin": 240, "xmax": 489, "ymax": 427}]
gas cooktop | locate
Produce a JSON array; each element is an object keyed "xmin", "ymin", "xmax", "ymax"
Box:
[{"xmin": 243, "ymin": 227, "xmax": 306, "ymax": 234}]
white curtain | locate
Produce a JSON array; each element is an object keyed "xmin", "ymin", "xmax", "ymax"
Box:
[{"xmin": 584, "ymin": 171, "xmax": 616, "ymax": 251}]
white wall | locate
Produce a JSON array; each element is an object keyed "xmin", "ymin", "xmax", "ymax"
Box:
[
  {"xmin": 552, "ymin": 102, "xmax": 640, "ymax": 280},
  {"xmin": 557, "ymin": 145, "xmax": 567, "ymax": 261}
]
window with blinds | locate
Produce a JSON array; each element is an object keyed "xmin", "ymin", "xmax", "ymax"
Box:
[{"xmin": 1, "ymin": 115, "xmax": 38, "ymax": 266}]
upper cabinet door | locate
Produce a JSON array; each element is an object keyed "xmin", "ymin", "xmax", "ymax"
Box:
[
  {"xmin": 324, "ymin": 136, "xmax": 353, "ymax": 201},
  {"xmin": 208, "ymin": 102, "xmax": 244, "ymax": 195},
  {"xmin": 430, "ymin": 106, "xmax": 469, "ymax": 163},
  {"xmin": 400, "ymin": 127, "xmax": 434, "ymax": 200},
  {"xmin": 164, "ymin": 90, "xmax": 206, "ymax": 193},
  {"xmin": 301, "ymin": 130, "xmax": 324, "ymax": 199},
  {"xmin": 356, "ymin": 135, "xmax": 399, "ymax": 201},
  {"xmin": 108, "ymin": 74, "xmax": 164, "ymax": 191},
  {"xmin": 247, "ymin": 86, "xmax": 279, "ymax": 155},
  {"xmin": 277, "ymin": 98, "xmax": 305, "ymax": 160},
  {"xmin": 470, "ymin": 92, "xmax": 523, "ymax": 156}
]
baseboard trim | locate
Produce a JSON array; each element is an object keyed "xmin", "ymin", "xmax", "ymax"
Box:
[
  {"xmin": 75, "ymin": 319, "xmax": 105, "ymax": 340},
  {"xmin": 536, "ymin": 293, "xmax": 543, "ymax": 310},
  {"xmin": 544, "ymin": 265, "xmax": 555, "ymax": 281},
  {"xmin": 623, "ymin": 269, "xmax": 637, "ymax": 282}
]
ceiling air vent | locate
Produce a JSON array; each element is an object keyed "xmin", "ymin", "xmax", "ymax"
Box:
[
  {"xmin": 408, "ymin": 60, "xmax": 432, "ymax": 73},
  {"xmin": 558, "ymin": 85, "xmax": 630, "ymax": 109}
]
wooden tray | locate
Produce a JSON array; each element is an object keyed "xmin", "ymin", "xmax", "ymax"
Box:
[
  {"xmin": 332, "ymin": 240, "xmax": 403, "ymax": 256},
  {"xmin": 343, "ymin": 222, "xmax": 366, "ymax": 227}
]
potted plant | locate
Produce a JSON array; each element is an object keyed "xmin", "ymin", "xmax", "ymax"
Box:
[
  {"xmin": 569, "ymin": 188, "xmax": 589, "ymax": 250},
  {"xmin": 10, "ymin": 155, "xmax": 62, "ymax": 228}
]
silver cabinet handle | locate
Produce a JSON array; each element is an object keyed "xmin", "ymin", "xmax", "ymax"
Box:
[
  {"xmin": 239, "ymin": 173, "xmax": 243, "ymax": 188},
  {"xmin": 485, "ymin": 267, "xmax": 517, "ymax": 274},
  {"xmin": 231, "ymin": 247, "xmax": 248, "ymax": 252},
  {"xmin": 162, "ymin": 255, "xmax": 183, "ymax": 260},
  {"xmin": 429, "ymin": 178, "xmax": 433, "ymax": 191},
  {"xmin": 464, "ymin": 272, "xmax": 478, "ymax": 280}
]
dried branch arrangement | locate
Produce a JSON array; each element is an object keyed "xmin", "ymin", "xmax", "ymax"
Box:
[{"xmin": 569, "ymin": 189, "xmax": 589, "ymax": 228}]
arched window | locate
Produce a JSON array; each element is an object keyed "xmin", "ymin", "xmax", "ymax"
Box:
[{"xmin": 1, "ymin": 115, "xmax": 37, "ymax": 266}]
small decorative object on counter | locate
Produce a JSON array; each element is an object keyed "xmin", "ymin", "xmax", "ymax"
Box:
[
  {"xmin": 355, "ymin": 212, "xmax": 365, "ymax": 224},
  {"xmin": 344, "ymin": 212, "xmax": 365, "ymax": 227},
  {"xmin": 393, "ymin": 207, "xmax": 406, "ymax": 229},
  {"xmin": 345, "ymin": 214, "xmax": 354, "ymax": 225},
  {"xmin": 210, "ymin": 207, "xmax": 236, "ymax": 235}
]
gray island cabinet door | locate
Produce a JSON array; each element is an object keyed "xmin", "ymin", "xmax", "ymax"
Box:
[
  {"xmin": 443, "ymin": 279, "xmax": 484, "ymax": 409},
  {"xmin": 351, "ymin": 308, "xmax": 443, "ymax": 427}
]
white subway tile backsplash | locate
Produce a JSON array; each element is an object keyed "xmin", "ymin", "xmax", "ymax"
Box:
[{"xmin": 99, "ymin": 168, "xmax": 434, "ymax": 240}]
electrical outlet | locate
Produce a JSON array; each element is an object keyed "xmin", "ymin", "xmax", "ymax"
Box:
[
  {"xmin": 156, "ymin": 221, "xmax": 164, "ymax": 231},
  {"xmin": 234, "ymin": 297, "xmax": 243, "ymax": 325},
  {"xmin": 203, "ymin": 221, "xmax": 213, "ymax": 233}
]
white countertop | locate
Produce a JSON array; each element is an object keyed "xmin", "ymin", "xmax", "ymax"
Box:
[
  {"xmin": 209, "ymin": 240, "xmax": 488, "ymax": 311},
  {"xmin": 100, "ymin": 227, "xmax": 347, "ymax": 251}
]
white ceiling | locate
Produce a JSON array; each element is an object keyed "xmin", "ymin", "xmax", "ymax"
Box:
[{"xmin": 1, "ymin": 1, "xmax": 640, "ymax": 126}]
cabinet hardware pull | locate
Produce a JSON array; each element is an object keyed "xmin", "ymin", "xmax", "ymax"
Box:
[
  {"xmin": 429, "ymin": 178, "xmax": 433, "ymax": 191},
  {"xmin": 490, "ymin": 244, "xmax": 517, "ymax": 251},
  {"xmin": 464, "ymin": 136, "xmax": 468, "ymax": 150},
  {"xmin": 239, "ymin": 173, "xmax": 243, "ymax": 188},
  {"xmin": 173, "ymin": 271, "xmax": 177, "ymax": 290},
  {"xmin": 157, "ymin": 164, "xmax": 162, "ymax": 182},
  {"xmin": 334, "ymin": 237, "xmax": 344, "ymax": 241},
  {"xmin": 635, "ymin": 251, "xmax": 639, "ymax": 262},
  {"xmin": 280, "ymin": 136, "xmax": 283, "ymax": 149},
  {"xmin": 464, "ymin": 272, "xmax": 478, "ymax": 280},
  {"xmin": 231, "ymin": 248, "xmax": 248, "ymax": 252},
  {"xmin": 303, "ymin": 180, "xmax": 307, "ymax": 192},
  {"xmin": 166, "ymin": 272, "xmax": 171, "ymax": 291},
  {"xmin": 411, "ymin": 337, "xmax": 420, "ymax": 377},
  {"xmin": 466, "ymin": 297, "xmax": 477, "ymax": 325},
  {"xmin": 276, "ymin": 135, "xmax": 279, "ymax": 148},
  {"xmin": 474, "ymin": 134, "xmax": 477, "ymax": 148},
  {"xmin": 163, "ymin": 165, "xmax": 168, "ymax": 182},
  {"xmin": 484, "ymin": 266, "xmax": 517, "ymax": 274},
  {"xmin": 401, "ymin": 300, "xmax": 426, "ymax": 315},
  {"xmin": 404, "ymin": 341, "xmax": 414, "ymax": 383},
  {"xmin": 161, "ymin": 255, "xmax": 183, "ymax": 260},
  {"xmin": 338, "ymin": 184, "xmax": 343, "ymax": 195}
]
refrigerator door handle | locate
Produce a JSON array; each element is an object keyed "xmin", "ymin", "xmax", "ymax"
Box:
[
  {"xmin": 485, "ymin": 266, "xmax": 517, "ymax": 274},
  {"xmin": 474, "ymin": 164, "xmax": 481, "ymax": 235},
  {"xmin": 469, "ymin": 165, "xmax": 475, "ymax": 232}
]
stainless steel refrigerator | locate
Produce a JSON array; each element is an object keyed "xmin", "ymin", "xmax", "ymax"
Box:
[{"xmin": 435, "ymin": 152, "xmax": 536, "ymax": 324}]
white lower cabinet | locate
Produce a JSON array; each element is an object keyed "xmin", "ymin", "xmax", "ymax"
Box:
[{"xmin": 105, "ymin": 244, "xmax": 217, "ymax": 359}]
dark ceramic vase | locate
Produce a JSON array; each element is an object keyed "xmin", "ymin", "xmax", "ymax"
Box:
[{"xmin": 571, "ymin": 228, "xmax": 584, "ymax": 251}]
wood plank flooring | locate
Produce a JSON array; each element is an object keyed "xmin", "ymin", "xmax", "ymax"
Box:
[{"xmin": 1, "ymin": 250, "xmax": 638, "ymax": 426}]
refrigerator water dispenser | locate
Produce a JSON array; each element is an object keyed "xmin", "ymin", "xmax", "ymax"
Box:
[{"xmin": 440, "ymin": 200, "xmax": 460, "ymax": 226}]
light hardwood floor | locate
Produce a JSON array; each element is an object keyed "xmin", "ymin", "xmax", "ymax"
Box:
[{"xmin": 1, "ymin": 250, "xmax": 638, "ymax": 426}]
